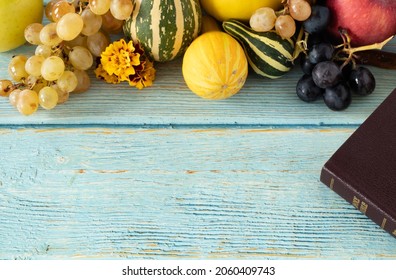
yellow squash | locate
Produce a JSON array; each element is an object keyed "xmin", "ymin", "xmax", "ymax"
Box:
[
  {"xmin": 200, "ymin": 0, "xmax": 283, "ymax": 22},
  {"xmin": 182, "ymin": 31, "xmax": 248, "ymax": 100}
]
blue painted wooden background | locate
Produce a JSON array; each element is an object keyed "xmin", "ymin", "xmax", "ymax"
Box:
[{"xmin": 0, "ymin": 2, "xmax": 395, "ymax": 259}]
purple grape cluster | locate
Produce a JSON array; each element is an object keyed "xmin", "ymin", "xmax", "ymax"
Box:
[
  {"xmin": 297, "ymin": 40, "xmax": 376, "ymax": 111},
  {"xmin": 296, "ymin": 4, "xmax": 376, "ymax": 111}
]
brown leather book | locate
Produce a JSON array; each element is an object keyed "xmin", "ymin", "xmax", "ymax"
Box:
[{"xmin": 320, "ymin": 88, "xmax": 396, "ymax": 238}]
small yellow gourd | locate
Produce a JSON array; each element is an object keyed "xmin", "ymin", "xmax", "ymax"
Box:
[
  {"xmin": 182, "ymin": 31, "xmax": 248, "ymax": 100},
  {"xmin": 200, "ymin": 0, "xmax": 282, "ymax": 22}
]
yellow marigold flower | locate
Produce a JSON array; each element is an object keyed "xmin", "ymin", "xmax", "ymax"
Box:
[
  {"xmin": 94, "ymin": 64, "xmax": 119, "ymax": 84},
  {"xmin": 96, "ymin": 39, "xmax": 156, "ymax": 89}
]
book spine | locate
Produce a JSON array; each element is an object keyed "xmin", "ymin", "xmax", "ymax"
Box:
[{"xmin": 320, "ymin": 165, "xmax": 396, "ymax": 239}]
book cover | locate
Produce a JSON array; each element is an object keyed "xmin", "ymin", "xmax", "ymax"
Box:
[{"xmin": 320, "ymin": 88, "xmax": 396, "ymax": 238}]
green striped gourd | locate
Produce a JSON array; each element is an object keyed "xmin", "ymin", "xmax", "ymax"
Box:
[
  {"xmin": 123, "ymin": 0, "xmax": 202, "ymax": 62},
  {"xmin": 223, "ymin": 19, "xmax": 295, "ymax": 79}
]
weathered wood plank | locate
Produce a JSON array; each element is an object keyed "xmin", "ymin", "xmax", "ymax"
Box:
[
  {"xmin": 1, "ymin": 2, "xmax": 395, "ymax": 261},
  {"xmin": 1, "ymin": 128, "xmax": 395, "ymax": 259},
  {"xmin": 0, "ymin": 40, "xmax": 395, "ymax": 126}
]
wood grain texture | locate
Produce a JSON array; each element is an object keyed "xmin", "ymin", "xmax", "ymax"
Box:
[
  {"xmin": 1, "ymin": 128, "xmax": 395, "ymax": 260},
  {"xmin": 1, "ymin": 5, "xmax": 396, "ymax": 260}
]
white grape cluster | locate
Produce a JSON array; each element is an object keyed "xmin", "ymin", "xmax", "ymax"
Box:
[
  {"xmin": 0, "ymin": 0, "xmax": 134, "ymax": 116},
  {"xmin": 249, "ymin": 0, "xmax": 312, "ymax": 39}
]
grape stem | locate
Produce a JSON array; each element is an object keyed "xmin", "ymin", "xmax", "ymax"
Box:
[
  {"xmin": 292, "ymin": 27, "xmax": 308, "ymax": 60},
  {"xmin": 278, "ymin": 0, "xmax": 290, "ymax": 16},
  {"xmin": 335, "ymin": 28, "xmax": 394, "ymax": 69},
  {"xmin": 275, "ymin": 8, "xmax": 287, "ymax": 17},
  {"xmin": 12, "ymin": 81, "xmax": 26, "ymax": 91}
]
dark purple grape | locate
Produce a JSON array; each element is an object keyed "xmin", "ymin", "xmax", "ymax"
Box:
[
  {"xmin": 307, "ymin": 34, "xmax": 323, "ymax": 49},
  {"xmin": 308, "ymin": 43, "xmax": 334, "ymax": 64},
  {"xmin": 340, "ymin": 62, "xmax": 354, "ymax": 79},
  {"xmin": 312, "ymin": 61, "xmax": 343, "ymax": 89},
  {"xmin": 300, "ymin": 55, "xmax": 315, "ymax": 75},
  {"xmin": 323, "ymin": 83, "xmax": 352, "ymax": 111},
  {"xmin": 315, "ymin": 0, "xmax": 327, "ymax": 5},
  {"xmin": 307, "ymin": 33, "xmax": 330, "ymax": 50},
  {"xmin": 296, "ymin": 74, "xmax": 324, "ymax": 102},
  {"xmin": 303, "ymin": 5, "xmax": 330, "ymax": 34},
  {"xmin": 348, "ymin": 66, "xmax": 376, "ymax": 96}
]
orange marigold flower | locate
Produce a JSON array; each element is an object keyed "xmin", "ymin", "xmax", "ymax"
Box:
[
  {"xmin": 95, "ymin": 39, "xmax": 156, "ymax": 89},
  {"xmin": 94, "ymin": 64, "xmax": 119, "ymax": 84}
]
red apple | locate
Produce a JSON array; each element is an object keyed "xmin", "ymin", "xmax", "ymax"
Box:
[{"xmin": 327, "ymin": 0, "xmax": 396, "ymax": 46}]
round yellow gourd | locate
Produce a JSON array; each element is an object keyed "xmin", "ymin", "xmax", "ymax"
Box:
[
  {"xmin": 200, "ymin": 0, "xmax": 283, "ymax": 22},
  {"xmin": 182, "ymin": 31, "xmax": 248, "ymax": 100}
]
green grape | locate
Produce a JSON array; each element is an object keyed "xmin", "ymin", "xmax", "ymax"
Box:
[
  {"xmin": 57, "ymin": 71, "xmax": 78, "ymax": 93},
  {"xmin": 110, "ymin": 0, "xmax": 133, "ymax": 20},
  {"xmin": 81, "ymin": 8, "xmax": 103, "ymax": 36},
  {"xmin": 275, "ymin": 14, "xmax": 296, "ymax": 39},
  {"xmin": 87, "ymin": 31, "xmax": 109, "ymax": 57},
  {"xmin": 101, "ymin": 10, "xmax": 124, "ymax": 34},
  {"xmin": 72, "ymin": 69, "xmax": 91, "ymax": 93},
  {"xmin": 35, "ymin": 45, "xmax": 53, "ymax": 58},
  {"xmin": 56, "ymin": 13, "xmax": 84, "ymax": 41},
  {"xmin": 40, "ymin": 22, "xmax": 63, "ymax": 46},
  {"xmin": 0, "ymin": 79, "xmax": 14, "ymax": 97},
  {"xmin": 89, "ymin": 0, "xmax": 111, "ymax": 15},
  {"xmin": 24, "ymin": 23, "xmax": 44, "ymax": 45},
  {"xmin": 32, "ymin": 78, "xmax": 47, "ymax": 93},
  {"xmin": 39, "ymin": 86, "xmax": 59, "ymax": 110},
  {"xmin": 25, "ymin": 55, "xmax": 45, "ymax": 77},
  {"xmin": 9, "ymin": 89, "xmax": 22, "ymax": 107},
  {"xmin": 250, "ymin": 7, "xmax": 277, "ymax": 32},
  {"xmin": 289, "ymin": 0, "xmax": 312, "ymax": 21},
  {"xmin": 64, "ymin": 35, "xmax": 87, "ymax": 49},
  {"xmin": 8, "ymin": 55, "xmax": 28, "ymax": 82},
  {"xmin": 51, "ymin": 0, "xmax": 76, "ymax": 22},
  {"xmin": 51, "ymin": 84, "xmax": 69, "ymax": 104},
  {"xmin": 16, "ymin": 89, "xmax": 39, "ymax": 116},
  {"xmin": 68, "ymin": 46, "xmax": 93, "ymax": 70},
  {"xmin": 45, "ymin": 0, "xmax": 62, "ymax": 21},
  {"xmin": 41, "ymin": 56, "xmax": 65, "ymax": 81}
]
